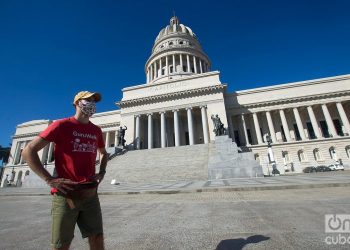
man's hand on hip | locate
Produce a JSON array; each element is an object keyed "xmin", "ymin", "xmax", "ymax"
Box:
[{"xmin": 46, "ymin": 178, "xmax": 78, "ymax": 194}]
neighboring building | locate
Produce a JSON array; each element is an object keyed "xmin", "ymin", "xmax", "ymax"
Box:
[{"xmin": 2, "ymin": 17, "xmax": 350, "ymax": 187}]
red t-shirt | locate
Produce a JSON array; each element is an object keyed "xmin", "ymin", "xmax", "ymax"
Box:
[{"xmin": 40, "ymin": 117, "xmax": 105, "ymax": 185}]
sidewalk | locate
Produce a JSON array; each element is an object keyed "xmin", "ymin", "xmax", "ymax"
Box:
[{"xmin": 1, "ymin": 171, "xmax": 350, "ymax": 196}]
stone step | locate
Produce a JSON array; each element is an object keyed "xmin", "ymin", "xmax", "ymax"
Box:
[{"xmin": 101, "ymin": 144, "xmax": 210, "ymax": 186}]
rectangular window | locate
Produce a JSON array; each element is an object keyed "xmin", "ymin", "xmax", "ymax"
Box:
[
  {"xmin": 280, "ymin": 125, "xmax": 286, "ymax": 142},
  {"xmin": 247, "ymin": 129, "xmax": 252, "ymax": 144},
  {"xmin": 320, "ymin": 120, "xmax": 330, "ymax": 138},
  {"xmin": 306, "ymin": 122, "xmax": 316, "ymax": 139},
  {"xmin": 293, "ymin": 124, "xmax": 301, "ymax": 141},
  {"xmin": 333, "ymin": 119, "xmax": 344, "ymax": 136},
  {"xmin": 185, "ymin": 132, "xmax": 189, "ymax": 145},
  {"xmin": 234, "ymin": 130, "xmax": 241, "ymax": 146},
  {"xmin": 260, "ymin": 128, "xmax": 265, "ymax": 142},
  {"xmin": 14, "ymin": 141, "xmax": 27, "ymax": 165}
]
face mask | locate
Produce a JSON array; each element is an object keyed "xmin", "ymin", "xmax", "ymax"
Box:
[{"xmin": 78, "ymin": 100, "xmax": 96, "ymax": 117}]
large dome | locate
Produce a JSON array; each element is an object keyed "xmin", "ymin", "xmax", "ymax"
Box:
[{"xmin": 145, "ymin": 16, "xmax": 211, "ymax": 84}]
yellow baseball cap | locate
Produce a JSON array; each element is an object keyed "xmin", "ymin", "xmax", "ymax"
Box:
[{"xmin": 73, "ymin": 91, "xmax": 102, "ymax": 105}]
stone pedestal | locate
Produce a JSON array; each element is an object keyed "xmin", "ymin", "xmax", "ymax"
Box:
[{"xmin": 208, "ymin": 135, "xmax": 264, "ymax": 179}]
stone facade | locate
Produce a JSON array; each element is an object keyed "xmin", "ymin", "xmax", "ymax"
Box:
[{"xmin": 2, "ymin": 17, "xmax": 350, "ymax": 187}]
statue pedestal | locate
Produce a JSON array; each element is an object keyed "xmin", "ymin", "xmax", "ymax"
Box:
[{"xmin": 208, "ymin": 135, "xmax": 264, "ymax": 179}]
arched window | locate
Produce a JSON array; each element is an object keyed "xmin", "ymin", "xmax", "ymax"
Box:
[
  {"xmin": 313, "ymin": 148, "xmax": 322, "ymax": 161},
  {"xmin": 298, "ymin": 150, "xmax": 307, "ymax": 162},
  {"xmin": 169, "ymin": 41, "xmax": 173, "ymax": 46},
  {"xmin": 346, "ymin": 146, "xmax": 350, "ymax": 158},
  {"xmin": 329, "ymin": 147, "xmax": 337, "ymax": 160}
]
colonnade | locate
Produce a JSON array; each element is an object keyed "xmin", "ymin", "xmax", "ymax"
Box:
[
  {"xmin": 146, "ymin": 53, "xmax": 210, "ymax": 83},
  {"xmin": 134, "ymin": 106, "xmax": 210, "ymax": 149},
  {"xmin": 231, "ymin": 101, "xmax": 350, "ymax": 146}
]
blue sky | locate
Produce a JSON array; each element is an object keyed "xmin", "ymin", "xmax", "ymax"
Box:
[{"xmin": 1, "ymin": 0, "xmax": 349, "ymax": 146}]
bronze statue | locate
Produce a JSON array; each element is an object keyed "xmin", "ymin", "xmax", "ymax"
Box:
[
  {"xmin": 211, "ymin": 114, "xmax": 225, "ymax": 136},
  {"xmin": 118, "ymin": 126, "xmax": 127, "ymax": 147}
]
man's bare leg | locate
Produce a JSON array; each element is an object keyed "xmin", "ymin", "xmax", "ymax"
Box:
[{"xmin": 88, "ymin": 233, "xmax": 105, "ymax": 250}]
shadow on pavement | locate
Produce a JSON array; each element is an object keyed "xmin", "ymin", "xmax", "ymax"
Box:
[{"xmin": 215, "ymin": 234, "xmax": 270, "ymax": 250}]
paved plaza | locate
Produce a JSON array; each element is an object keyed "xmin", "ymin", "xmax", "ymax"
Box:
[{"xmin": 1, "ymin": 172, "xmax": 350, "ymax": 249}]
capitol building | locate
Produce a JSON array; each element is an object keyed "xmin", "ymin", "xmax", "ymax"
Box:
[{"xmin": 2, "ymin": 17, "xmax": 350, "ymax": 187}]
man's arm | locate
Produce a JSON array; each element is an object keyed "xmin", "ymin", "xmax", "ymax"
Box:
[
  {"xmin": 98, "ymin": 148, "xmax": 108, "ymax": 174},
  {"xmin": 22, "ymin": 136, "xmax": 77, "ymax": 193},
  {"xmin": 92, "ymin": 148, "xmax": 108, "ymax": 183},
  {"xmin": 22, "ymin": 137, "xmax": 53, "ymax": 182}
]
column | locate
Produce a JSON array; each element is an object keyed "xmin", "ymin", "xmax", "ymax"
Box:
[
  {"xmin": 293, "ymin": 107, "xmax": 307, "ymax": 140},
  {"xmin": 266, "ymin": 111, "xmax": 277, "ymax": 142},
  {"xmin": 146, "ymin": 68, "xmax": 149, "ymax": 83},
  {"xmin": 336, "ymin": 102, "xmax": 350, "ymax": 135},
  {"xmin": 200, "ymin": 106, "xmax": 209, "ymax": 143},
  {"xmin": 173, "ymin": 110, "xmax": 180, "ymax": 147},
  {"xmin": 159, "ymin": 58, "xmax": 162, "ymax": 76},
  {"xmin": 321, "ymin": 104, "xmax": 338, "ymax": 137},
  {"xmin": 241, "ymin": 114, "xmax": 250, "ymax": 146},
  {"xmin": 153, "ymin": 62, "xmax": 157, "ymax": 79},
  {"xmin": 180, "ymin": 54, "xmax": 183, "ymax": 70},
  {"xmin": 193, "ymin": 56, "xmax": 197, "ymax": 73},
  {"xmin": 252, "ymin": 112, "xmax": 263, "ymax": 144},
  {"xmin": 165, "ymin": 55, "xmax": 169, "ymax": 76},
  {"xmin": 172, "ymin": 54, "xmax": 176, "ymax": 73},
  {"xmin": 279, "ymin": 109, "xmax": 291, "ymax": 142},
  {"xmin": 47, "ymin": 142, "xmax": 54, "ymax": 162},
  {"xmin": 307, "ymin": 106, "xmax": 321, "ymax": 138},
  {"xmin": 186, "ymin": 54, "xmax": 190, "ymax": 72},
  {"xmin": 160, "ymin": 112, "xmax": 166, "ymax": 148},
  {"xmin": 199, "ymin": 59, "xmax": 203, "ymax": 73},
  {"xmin": 105, "ymin": 131, "xmax": 110, "ymax": 148},
  {"xmin": 186, "ymin": 107, "xmax": 194, "ymax": 145},
  {"xmin": 135, "ymin": 115, "xmax": 141, "ymax": 149},
  {"xmin": 227, "ymin": 114, "xmax": 234, "ymax": 141},
  {"xmin": 147, "ymin": 113, "xmax": 153, "ymax": 149},
  {"xmin": 150, "ymin": 64, "xmax": 153, "ymax": 81}
]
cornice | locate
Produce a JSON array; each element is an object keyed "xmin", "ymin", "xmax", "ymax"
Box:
[
  {"xmin": 117, "ymin": 84, "xmax": 226, "ymax": 108},
  {"xmin": 91, "ymin": 110, "xmax": 121, "ymax": 118},
  {"xmin": 122, "ymin": 71, "xmax": 220, "ymax": 92},
  {"xmin": 17, "ymin": 120, "xmax": 51, "ymax": 128},
  {"xmin": 12, "ymin": 132, "xmax": 39, "ymax": 140},
  {"xmin": 227, "ymin": 90, "xmax": 350, "ymax": 110},
  {"xmin": 234, "ymin": 74, "xmax": 350, "ymax": 96}
]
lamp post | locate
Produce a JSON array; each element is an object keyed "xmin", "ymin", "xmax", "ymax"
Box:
[{"xmin": 266, "ymin": 135, "xmax": 280, "ymax": 175}]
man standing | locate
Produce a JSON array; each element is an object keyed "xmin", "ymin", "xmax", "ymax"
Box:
[{"xmin": 22, "ymin": 91, "xmax": 108, "ymax": 250}]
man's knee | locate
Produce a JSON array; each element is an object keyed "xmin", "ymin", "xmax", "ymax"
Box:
[{"xmin": 89, "ymin": 233, "xmax": 103, "ymax": 240}]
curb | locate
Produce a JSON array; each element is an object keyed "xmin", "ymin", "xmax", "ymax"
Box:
[{"xmin": 1, "ymin": 181, "xmax": 350, "ymax": 197}]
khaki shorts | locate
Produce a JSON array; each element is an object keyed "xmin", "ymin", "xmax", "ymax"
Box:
[{"xmin": 51, "ymin": 194, "xmax": 103, "ymax": 249}]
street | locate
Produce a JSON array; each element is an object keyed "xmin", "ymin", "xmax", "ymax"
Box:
[{"xmin": 0, "ymin": 187, "xmax": 350, "ymax": 249}]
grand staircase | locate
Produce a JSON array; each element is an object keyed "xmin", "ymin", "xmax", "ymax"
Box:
[
  {"xmin": 100, "ymin": 143, "xmax": 209, "ymax": 187},
  {"xmin": 100, "ymin": 135, "xmax": 264, "ymax": 188}
]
